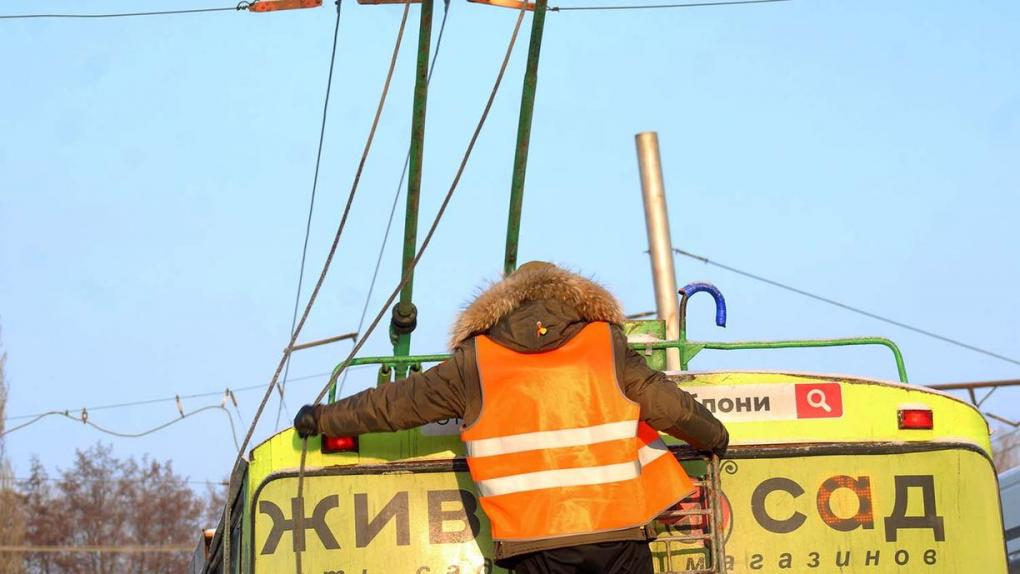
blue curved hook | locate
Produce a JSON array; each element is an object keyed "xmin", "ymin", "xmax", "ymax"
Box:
[{"xmin": 680, "ymin": 282, "xmax": 727, "ymax": 327}]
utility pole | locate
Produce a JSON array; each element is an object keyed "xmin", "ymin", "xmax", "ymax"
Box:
[{"xmin": 635, "ymin": 131, "xmax": 681, "ymax": 370}]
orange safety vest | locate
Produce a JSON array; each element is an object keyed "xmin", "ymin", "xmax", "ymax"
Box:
[{"xmin": 461, "ymin": 322, "xmax": 695, "ymax": 542}]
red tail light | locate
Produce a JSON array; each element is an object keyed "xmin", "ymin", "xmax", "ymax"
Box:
[
  {"xmin": 898, "ymin": 409, "xmax": 933, "ymax": 430},
  {"xmin": 250, "ymin": 0, "xmax": 323, "ymax": 12},
  {"xmin": 321, "ymin": 435, "xmax": 359, "ymax": 453}
]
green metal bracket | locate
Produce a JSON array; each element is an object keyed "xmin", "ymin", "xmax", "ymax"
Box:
[
  {"xmin": 503, "ymin": 0, "xmax": 548, "ymax": 276},
  {"xmin": 327, "ymin": 337, "xmax": 909, "ymax": 402},
  {"xmin": 377, "ymin": 364, "xmax": 392, "ymax": 388}
]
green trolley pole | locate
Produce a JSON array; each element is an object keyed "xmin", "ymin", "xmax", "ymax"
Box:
[
  {"xmin": 503, "ymin": 0, "xmax": 549, "ymax": 276},
  {"xmin": 392, "ymin": 0, "xmax": 435, "ymax": 376}
]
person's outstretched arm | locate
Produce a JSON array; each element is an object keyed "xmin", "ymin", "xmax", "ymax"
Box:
[
  {"xmin": 297, "ymin": 347, "xmax": 468, "ymax": 437},
  {"xmin": 614, "ymin": 328, "xmax": 729, "ymax": 453}
]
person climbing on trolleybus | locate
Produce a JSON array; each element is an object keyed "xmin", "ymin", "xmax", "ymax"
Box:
[{"xmin": 295, "ymin": 261, "xmax": 729, "ymax": 574}]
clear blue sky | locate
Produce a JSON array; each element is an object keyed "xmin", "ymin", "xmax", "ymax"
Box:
[{"xmin": 1, "ymin": 0, "xmax": 1018, "ymax": 488}]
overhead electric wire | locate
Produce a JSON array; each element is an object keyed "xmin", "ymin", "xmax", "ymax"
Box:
[
  {"xmin": 675, "ymin": 248, "xmax": 1020, "ymax": 368},
  {"xmin": 89, "ymin": 406, "xmax": 239, "ymax": 448},
  {"xmin": 0, "ymin": 404, "xmax": 241, "ymax": 450},
  {"xmin": 5, "ymin": 386, "xmax": 261, "ymax": 423},
  {"xmin": 0, "ymin": 3, "xmax": 252, "ymax": 19},
  {"xmin": 0, "ymin": 544, "xmax": 193, "ymax": 554},
  {"xmin": 4, "ymin": 384, "xmax": 261, "ymax": 422},
  {"xmin": 222, "ymin": 0, "xmax": 414, "ymax": 567},
  {"xmin": 3, "ymin": 365, "xmax": 373, "ymax": 424},
  {"xmin": 549, "ymin": 0, "xmax": 788, "ymax": 12},
  {"xmin": 340, "ymin": 0, "xmax": 453, "ymax": 397},
  {"xmin": 11, "ymin": 476, "xmax": 227, "ymax": 487},
  {"xmin": 1, "ymin": 412, "xmax": 63, "ymax": 437},
  {"xmin": 275, "ymin": 0, "xmax": 347, "ymax": 432}
]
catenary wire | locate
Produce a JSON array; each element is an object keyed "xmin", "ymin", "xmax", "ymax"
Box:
[
  {"xmin": 0, "ymin": 404, "xmax": 241, "ymax": 450},
  {"xmin": 275, "ymin": 0, "xmax": 347, "ymax": 432},
  {"xmin": 228, "ymin": 390, "xmax": 247, "ymax": 430},
  {"xmin": 2, "ymin": 365, "xmax": 373, "ymax": 424},
  {"xmin": 276, "ymin": 394, "xmax": 291, "ymax": 432},
  {"xmin": 1, "ymin": 412, "xmax": 61, "ymax": 437},
  {"xmin": 675, "ymin": 248, "xmax": 1020, "ymax": 367},
  {"xmin": 0, "ymin": 545, "xmax": 193, "ymax": 554},
  {"xmin": 339, "ymin": 0, "xmax": 453, "ymax": 397},
  {"xmin": 10, "ymin": 476, "xmax": 227, "ymax": 487},
  {"xmin": 222, "ymin": 0, "xmax": 414, "ymax": 568},
  {"xmin": 0, "ymin": 3, "xmax": 253, "ymax": 19},
  {"xmin": 549, "ymin": 0, "xmax": 787, "ymax": 12},
  {"xmin": 3, "ymin": 385, "xmax": 266, "ymax": 422},
  {"xmin": 86, "ymin": 406, "xmax": 240, "ymax": 449}
]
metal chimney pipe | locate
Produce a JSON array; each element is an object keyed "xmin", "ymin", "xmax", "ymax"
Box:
[{"xmin": 635, "ymin": 131, "xmax": 681, "ymax": 370}]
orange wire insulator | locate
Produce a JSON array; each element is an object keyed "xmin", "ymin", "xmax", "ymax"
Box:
[
  {"xmin": 356, "ymin": 0, "xmax": 422, "ymax": 5},
  {"xmin": 249, "ymin": 0, "xmax": 323, "ymax": 12},
  {"xmin": 467, "ymin": 0, "xmax": 535, "ymax": 10}
]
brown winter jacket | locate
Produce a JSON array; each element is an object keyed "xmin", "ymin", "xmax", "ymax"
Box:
[{"xmin": 316, "ymin": 262, "xmax": 728, "ymax": 561}]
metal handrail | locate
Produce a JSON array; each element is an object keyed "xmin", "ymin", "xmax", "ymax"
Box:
[
  {"xmin": 326, "ymin": 336, "xmax": 909, "ymax": 401},
  {"xmin": 684, "ymin": 337, "xmax": 908, "ymax": 383}
]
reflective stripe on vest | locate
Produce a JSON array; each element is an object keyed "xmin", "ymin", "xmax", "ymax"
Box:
[{"xmin": 461, "ymin": 322, "xmax": 695, "ymax": 541}]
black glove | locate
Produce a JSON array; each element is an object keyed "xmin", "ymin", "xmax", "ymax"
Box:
[
  {"xmin": 294, "ymin": 404, "xmax": 321, "ymax": 438},
  {"xmin": 711, "ymin": 426, "xmax": 729, "ymax": 458}
]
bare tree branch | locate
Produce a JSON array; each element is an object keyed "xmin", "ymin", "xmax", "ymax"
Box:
[{"xmin": 0, "ymin": 324, "xmax": 27, "ymax": 574}]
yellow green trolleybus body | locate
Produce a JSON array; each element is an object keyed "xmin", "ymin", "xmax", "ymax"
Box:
[{"xmin": 192, "ymin": 320, "xmax": 1009, "ymax": 574}]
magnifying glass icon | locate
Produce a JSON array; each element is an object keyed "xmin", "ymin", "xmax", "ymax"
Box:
[{"xmin": 806, "ymin": 389, "xmax": 832, "ymax": 413}]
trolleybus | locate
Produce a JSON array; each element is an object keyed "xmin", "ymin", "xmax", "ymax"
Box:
[{"xmin": 191, "ymin": 302, "xmax": 1009, "ymax": 574}]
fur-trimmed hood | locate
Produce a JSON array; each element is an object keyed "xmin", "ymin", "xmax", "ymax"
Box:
[{"xmin": 449, "ymin": 261, "xmax": 626, "ymax": 348}]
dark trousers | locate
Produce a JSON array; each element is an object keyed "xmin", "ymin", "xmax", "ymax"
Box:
[{"xmin": 512, "ymin": 541, "xmax": 654, "ymax": 574}]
